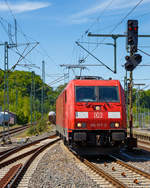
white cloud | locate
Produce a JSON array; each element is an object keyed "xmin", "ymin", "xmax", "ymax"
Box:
[
  {"xmin": 70, "ymin": 0, "xmax": 150, "ymax": 20},
  {"xmin": 0, "ymin": 1, "xmax": 51, "ymax": 13},
  {"xmin": 71, "ymin": 1, "xmax": 110, "ymax": 19},
  {"xmin": 70, "ymin": 18, "xmax": 92, "ymax": 24}
]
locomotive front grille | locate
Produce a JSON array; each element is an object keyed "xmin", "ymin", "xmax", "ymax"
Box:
[
  {"xmin": 111, "ymin": 132, "xmax": 125, "ymax": 141},
  {"xmin": 74, "ymin": 132, "xmax": 87, "ymax": 141}
]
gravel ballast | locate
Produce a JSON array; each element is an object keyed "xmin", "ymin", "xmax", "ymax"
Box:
[{"xmin": 29, "ymin": 142, "xmax": 100, "ymax": 188}]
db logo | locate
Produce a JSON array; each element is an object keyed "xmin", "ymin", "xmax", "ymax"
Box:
[{"xmin": 94, "ymin": 112, "xmax": 103, "ymax": 119}]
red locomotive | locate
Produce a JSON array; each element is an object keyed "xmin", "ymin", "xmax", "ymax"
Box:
[{"xmin": 56, "ymin": 76, "xmax": 127, "ymax": 152}]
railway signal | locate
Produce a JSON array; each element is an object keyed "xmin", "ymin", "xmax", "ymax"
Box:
[
  {"xmin": 88, "ymin": 20, "xmax": 150, "ymax": 149},
  {"xmin": 127, "ymin": 20, "xmax": 138, "ymax": 53},
  {"xmin": 125, "ymin": 54, "xmax": 142, "ymax": 71}
]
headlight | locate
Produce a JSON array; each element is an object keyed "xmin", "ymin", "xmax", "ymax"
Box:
[
  {"xmin": 76, "ymin": 122, "xmax": 86, "ymax": 128},
  {"xmin": 77, "ymin": 123, "xmax": 82, "ymax": 128},
  {"xmin": 95, "ymin": 106, "xmax": 101, "ymax": 110},
  {"xmin": 110, "ymin": 122, "xmax": 120, "ymax": 128},
  {"xmin": 114, "ymin": 123, "xmax": 120, "ymax": 128}
]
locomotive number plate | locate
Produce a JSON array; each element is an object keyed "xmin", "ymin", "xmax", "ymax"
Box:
[
  {"xmin": 76, "ymin": 112, "xmax": 88, "ymax": 118},
  {"xmin": 94, "ymin": 112, "xmax": 103, "ymax": 119}
]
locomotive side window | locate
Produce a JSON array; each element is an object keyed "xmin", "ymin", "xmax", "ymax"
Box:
[
  {"xmin": 65, "ymin": 91, "xmax": 67, "ymax": 103},
  {"xmin": 76, "ymin": 86, "xmax": 96, "ymax": 102},
  {"xmin": 99, "ymin": 86, "xmax": 119, "ymax": 102}
]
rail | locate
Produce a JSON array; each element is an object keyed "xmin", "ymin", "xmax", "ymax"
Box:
[{"xmin": 0, "ymin": 135, "xmax": 60, "ymax": 187}]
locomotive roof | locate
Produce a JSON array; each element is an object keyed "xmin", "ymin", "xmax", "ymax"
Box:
[
  {"xmin": 57, "ymin": 79, "xmax": 122, "ymax": 99},
  {"xmin": 68, "ymin": 79, "xmax": 121, "ymax": 86}
]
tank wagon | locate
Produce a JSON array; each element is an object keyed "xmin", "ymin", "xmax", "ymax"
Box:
[
  {"xmin": 48, "ymin": 111, "xmax": 56, "ymax": 124},
  {"xmin": 56, "ymin": 76, "xmax": 127, "ymax": 150}
]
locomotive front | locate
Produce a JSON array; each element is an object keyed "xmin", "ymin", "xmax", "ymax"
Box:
[{"xmin": 70, "ymin": 79, "xmax": 127, "ymax": 147}]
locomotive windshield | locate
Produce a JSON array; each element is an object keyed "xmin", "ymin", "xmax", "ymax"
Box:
[
  {"xmin": 76, "ymin": 86, "xmax": 96, "ymax": 102},
  {"xmin": 76, "ymin": 86, "xmax": 119, "ymax": 102},
  {"xmin": 98, "ymin": 86, "xmax": 119, "ymax": 102}
]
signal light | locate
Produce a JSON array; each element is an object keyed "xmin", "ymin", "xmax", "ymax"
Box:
[
  {"xmin": 127, "ymin": 20, "xmax": 138, "ymax": 52},
  {"xmin": 134, "ymin": 27, "xmax": 137, "ymax": 31},
  {"xmin": 125, "ymin": 56, "xmax": 130, "ymax": 60},
  {"xmin": 124, "ymin": 54, "xmax": 142, "ymax": 71}
]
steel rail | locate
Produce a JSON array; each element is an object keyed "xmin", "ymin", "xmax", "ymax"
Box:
[
  {"xmin": 127, "ymin": 131, "xmax": 150, "ymax": 142},
  {"xmin": 68, "ymin": 147, "xmax": 127, "ymax": 188},
  {"xmin": 0, "ymin": 148, "xmax": 16, "ymax": 156},
  {"xmin": 0, "ymin": 134, "xmax": 56, "ymax": 158},
  {"xmin": 9, "ymin": 138, "xmax": 60, "ymax": 187},
  {"xmin": 138, "ymin": 139, "xmax": 150, "ymax": 146},
  {"xmin": 110, "ymin": 155, "xmax": 150, "ymax": 180},
  {"xmin": 138, "ymin": 144, "xmax": 150, "ymax": 152},
  {"xmin": 0, "ymin": 145, "xmax": 43, "ymax": 169},
  {"xmin": 0, "ymin": 163, "xmax": 22, "ymax": 188},
  {"xmin": 0, "ymin": 125, "xmax": 30, "ymax": 138},
  {"xmin": 0, "ymin": 134, "xmax": 57, "ymax": 164},
  {"xmin": 0, "ymin": 126, "xmax": 28, "ymax": 135},
  {"xmin": 82, "ymin": 158, "xmax": 127, "ymax": 188},
  {"xmin": 136, "ymin": 139, "xmax": 150, "ymax": 152}
]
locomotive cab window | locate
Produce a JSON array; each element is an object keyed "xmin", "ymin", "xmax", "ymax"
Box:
[
  {"xmin": 99, "ymin": 86, "xmax": 119, "ymax": 102},
  {"xmin": 75, "ymin": 86, "xmax": 119, "ymax": 102},
  {"xmin": 76, "ymin": 86, "xmax": 96, "ymax": 102}
]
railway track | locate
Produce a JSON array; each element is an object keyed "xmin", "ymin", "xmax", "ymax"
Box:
[
  {"xmin": 127, "ymin": 129, "xmax": 150, "ymax": 143},
  {"xmin": 0, "ymin": 134, "xmax": 60, "ymax": 188},
  {"xmin": 1, "ymin": 136, "xmax": 149, "ymax": 187},
  {"xmin": 0, "ymin": 125, "xmax": 30, "ymax": 140},
  {"xmin": 137, "ymin": 139, "xmax": 150, "ymax": 152},
  {"xmin": 96, "ymin": 155, "xmax": 150, "ymax": 187},
  {"xmin": 64, "ymin": 144, "xmax": 150, "ymax": 187},
  {"xmin": 0, "ymin": 134, "xmax": 56, "ymax": 157}
]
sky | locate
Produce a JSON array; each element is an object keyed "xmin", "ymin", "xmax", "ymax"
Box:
[{"xmin": 0, "ymin": 0, "xmax": 150, "ymax": 89}]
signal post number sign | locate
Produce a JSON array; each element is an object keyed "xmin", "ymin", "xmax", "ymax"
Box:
[{"xmin": 94, "ymin": 112, "xmax": 103, "ymax": 119}]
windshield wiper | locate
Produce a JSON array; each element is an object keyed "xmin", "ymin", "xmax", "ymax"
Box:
[{"xmin": 102, "ymin": 98, "xmax": 110, "ymax": 108}]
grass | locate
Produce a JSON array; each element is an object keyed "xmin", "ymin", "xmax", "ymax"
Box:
[
  {"xmin": 27, "ymin": 119, "xmax": 52, "ymax": 136},
  {"xmin": 13, "ymin": 129, "xmax": 30, "ymax": 139},
  {"xmin": 0, "ymin": 124, "xmax": 23, "ymax": 132},
  {"xmin": 0, "ymin": 119, "xmax": 52, "ymax": 139}
]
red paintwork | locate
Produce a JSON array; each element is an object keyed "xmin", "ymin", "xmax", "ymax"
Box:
[{"xmin": 56, "ymin": 79, "xmax": 127, "ymax": 138}]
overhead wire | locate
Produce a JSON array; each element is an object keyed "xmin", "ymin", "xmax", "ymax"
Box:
[
  {"xmin": 4, "ymin": 0, "xmax": 15, "ymax": 19},
  {"xmin": 77, "ymin": 0, "xmax": 116, "ymax": 41},
  {"xmin": 3, "ymin": 0, "xmax": 57, "ymax": 69},
  {"xmin": 0, "ymin": 17, "xmax": 12, "ymax": 40},
  {"xmin": 133, "ymin": 78, "xmax": 150, "ymax": 80},
  {"xmin": 75, "ymin": 0, "xmax": 116, "ymax": 65},
  {"xmin": 9, "ymin": 46, "xmax": 32, "ymax": 65},
  {"xmin": 0, "ymin": 1, "xmax": 40, "ymax": 72},
  {"xmin": 109, "ymin": 0, "xmax": 145, "ymax": 34},
  {"xmin": 1, "ymin": 1, "xmax": 67, "ymax": 88},
  {"xmin": 0, "ymin": 0, "xmax": 64, "ymax": 88},
  {"xmin": 79, "ymin": 0, "xmax": 145, "ymax": 62},
  {"xmin": 37, "ymin": 44, "xmax": 57, "ymax": 65},
  {"xmin": 48, "ymin": 74, "xmax": 69, "ymax": 86},
  {"xmin": 4, "ymin": 0, "xmax": 33, "ymax": 43},
  {"xmin": 138, "ymin": 48, "xmax": 150, "ymax": 57}
]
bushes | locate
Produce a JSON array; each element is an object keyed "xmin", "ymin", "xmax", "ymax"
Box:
[
  {"xmin": 37, "ymin": 119, "xmax": 46, "ymax": 133},
  {"xmin": 27, "ymin": 118, "xmax": 49, "ymax": 136},
  {"xmin": 27, "ymin": 126, "xmax": 37, "ymax": 135},
  {"xmin": 17, "ymin": 111, "xmax": 28, "ymax": 125}
]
